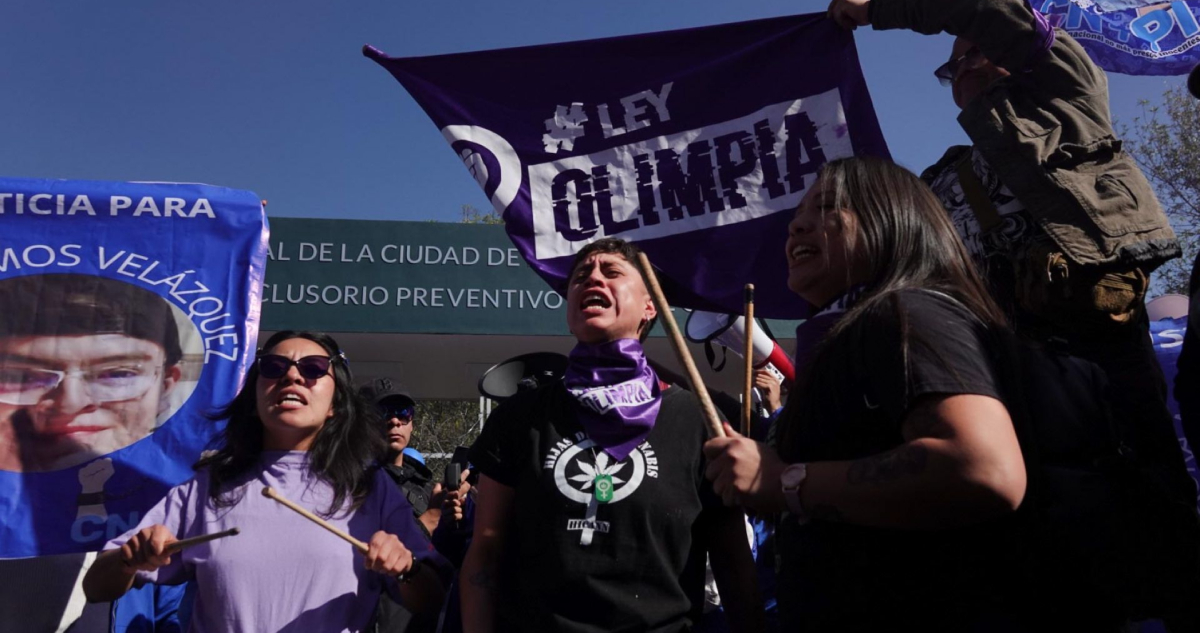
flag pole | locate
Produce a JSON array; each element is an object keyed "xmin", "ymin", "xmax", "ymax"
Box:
[
  {"xmin": 636, "ymin": 253, "xmax": 725, "ymax": 438},
  {"xmin": 742, "ymin": 285, "xmax": 755, "ymax": 437}
]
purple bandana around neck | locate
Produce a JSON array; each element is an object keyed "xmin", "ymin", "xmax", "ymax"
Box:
[
  {"xmin": 564, "ymin": 339, "xmax": 662, "ymax": 462},
  {"xmin": 794, "ymin": 286, "xmax": 866, "ymax": 375}
]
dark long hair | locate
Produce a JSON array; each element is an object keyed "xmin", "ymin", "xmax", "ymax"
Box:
[
  {"xmin": 195, "ymin": 331, "xmax": 383, "ymax": 515},
  {"xmin": 780, "ymin": 157, "xmax": 1007, "ymax": 455},
  {"xmin": 819, "ymin": 156, "xmax": 1005, "ymax": 332}
]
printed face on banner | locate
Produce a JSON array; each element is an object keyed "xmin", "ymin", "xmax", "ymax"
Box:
[
  {"xmin": 0, "ymin": 180, "xmax": 266, "ymax": 559},
  {"xmin": 527, "ymin": 90, "xmax": 853, "ymax": 260},
  {"xmin": 0, "ymin": 275, "xmax": 203, "ymax": 473}
]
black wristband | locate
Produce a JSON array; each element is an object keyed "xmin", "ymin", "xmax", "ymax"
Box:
[
  {"xmin": 77, "ymin": 492, "xmax": 106, "ymax": 506},
  {"xmin": 398, "ymin": 556, "xmax": 424, "ymax": 583}
]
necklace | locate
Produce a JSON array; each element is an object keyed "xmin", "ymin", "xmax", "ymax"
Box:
[{"xmin": 588, "ymin": 445, "xmax": 615, "ymax": 504}]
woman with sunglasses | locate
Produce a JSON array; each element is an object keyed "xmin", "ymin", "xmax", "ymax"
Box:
[{"xmin": 83, "ymin": 330, "xmax": 445, "ymax": 632}]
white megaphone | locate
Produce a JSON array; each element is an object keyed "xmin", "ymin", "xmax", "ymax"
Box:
[{"xmin": 684, "ymin": 311, "xmax": 796, "ymax": 388}]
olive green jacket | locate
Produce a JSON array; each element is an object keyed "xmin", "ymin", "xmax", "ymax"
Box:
[{"xmin": 873, "ymin": 0, "xmax": 1180, "ymax": 269}]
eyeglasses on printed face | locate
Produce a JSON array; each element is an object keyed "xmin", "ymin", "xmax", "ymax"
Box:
[
  {"xmin": 381, "ymin": 406, "xmax": 414, "ymax": 424},
  {"xmin": 257, "ymin": 355, "xmax": 332, "ymax": 380},
  {"xmin": 934, "ymin": 46, "xmax": 986, "ymax": 87},
  {"xmin": 0, "ymin": 362, "xmax": 163, "ymax": 406}
]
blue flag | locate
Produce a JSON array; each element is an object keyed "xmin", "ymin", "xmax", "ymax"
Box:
[
  {"xmin": 367, "ymin": 14, "xmax": 890, "ymax": 319},
  {"xmin": 1040, "ymin": 0, "xmax": 1200, "ymax": 75},
  {"xmin": 1150, "ymin": 315, "xmax": 1200, "ymax": 505},
  {"xmin": 0, "ymin": 178, "xmax": 268, "ymax": 558}
]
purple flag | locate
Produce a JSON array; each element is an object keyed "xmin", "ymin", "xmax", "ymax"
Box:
[{"xmin": 366, "ymin": 14, "xmax": 889, "ymax": 319}]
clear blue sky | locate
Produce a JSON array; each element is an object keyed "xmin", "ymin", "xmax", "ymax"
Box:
[{"xmin": 0, "ymin": 0, "xmax": 1184, "ymax": 222}]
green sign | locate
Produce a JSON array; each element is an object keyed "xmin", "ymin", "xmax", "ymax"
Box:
[
  {"xmin": 261, "ymin": 218, "xmax": 798, "ymax": 338},
  {"xmin": 262, "ymin": 219, "xmax": 572, "ymax": 335}
]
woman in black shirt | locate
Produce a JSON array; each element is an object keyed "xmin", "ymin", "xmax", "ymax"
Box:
[
  {"xmin": 704, "ymin": 156, "xmax": 1032, "ymax": 631},
  {"xmin": 461, "ymin": 238, "xmax": 762, "ymax": 633}
]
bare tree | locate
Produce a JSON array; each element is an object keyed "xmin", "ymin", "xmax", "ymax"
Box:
[
  {"xmin": 1122, "ymin": 85, "xmax": 1200, "ymax": 295},
  {"xmin": 409, "ymin": 399, "xmax": 484, "ymax": 479},
  {"xmin": 460, "ymin": 204, "xmax": 504, "ymax": 225}
]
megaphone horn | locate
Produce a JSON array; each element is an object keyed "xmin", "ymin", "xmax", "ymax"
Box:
[
  {"xmin": 478, "ymin": 352, "xmax": 569, "ymax": 401},
  {"xmin": 684, "ymin": 310, "xmax": 796, "ymax": 387}
]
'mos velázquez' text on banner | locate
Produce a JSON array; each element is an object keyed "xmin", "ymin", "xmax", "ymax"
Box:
[{"xmin": 0, "ymin": 244, "xmax": 243, "ymax": 363}]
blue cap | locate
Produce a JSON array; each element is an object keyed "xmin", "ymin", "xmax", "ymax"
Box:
[{"xmin": 402, "ymin": 447, "xmax": 426, "ymax": 465}]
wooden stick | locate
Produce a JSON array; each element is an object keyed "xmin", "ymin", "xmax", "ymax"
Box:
[
  {"xmin": 636, "ymin": 253, "xmax": 725, "ymax": 438},
  {"xmin": 164, "ymin": 527, "xmax": 240, "ymax": 554},
  {"xmin": 262, "ymin": 486, "xmax": 368, "ymax": 553},
  {"xmin": 742, "ymin": 285, "xmax": 755, "ymax": 437}
]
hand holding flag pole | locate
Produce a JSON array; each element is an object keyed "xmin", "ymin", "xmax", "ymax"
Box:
[{"xmin": 636, "ymin": 253, "xmax": 725, "ymax": 438}]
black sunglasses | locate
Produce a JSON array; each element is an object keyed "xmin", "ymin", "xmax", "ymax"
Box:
[
  {"xmin": 381, "ymin": 405, "xmax": 415, "ymax": 422},
  {"xmin": 258, "ymin": 355, "xmax": 332, "ymax": 380},
  {"xmin": 934, "ymin": 46, "xmax": 984, "ymax": 87}
]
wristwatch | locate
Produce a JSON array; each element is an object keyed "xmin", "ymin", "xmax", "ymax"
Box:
[{"xmin": 781, "ymin": 463, "xmax": 809, "ymax": 521}]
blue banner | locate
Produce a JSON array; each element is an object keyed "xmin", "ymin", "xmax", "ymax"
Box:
[
  {"xmin": 1150, "ymin": 315, "xmax": 1200, "ymax": 505},
  {"xmin": 366, "ymin": 14, "xmax": 890, "ymax": 319},
  {"xmin": 1040, "ymin": 0, "xmax": 1200, "ymax": 75},
  {"xmin": 0, "ymin": 178, "xmax": 268, "ymax": 558}
]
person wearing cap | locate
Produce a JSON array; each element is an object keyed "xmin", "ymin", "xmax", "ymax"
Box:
[
  {"xmin": 362, "ymin": 378, "xmax": 442, "ymax": 539},
  {"xmin": 364, "ymin": 378, "xmax": 442, "ymax": 633}
]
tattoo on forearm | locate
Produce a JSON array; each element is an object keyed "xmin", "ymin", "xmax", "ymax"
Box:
[
  {"xmin": 846, "ymin": 444, "xmax": 929, "ymax": 485},
  {"xmin": 469, "ymin": 567, "xmax": 498, "ymax": 592}
]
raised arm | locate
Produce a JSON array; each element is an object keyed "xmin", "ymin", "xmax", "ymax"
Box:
[{"xmin": 830, "ymin": 0, "xmax": 1097, "ymax": 85}]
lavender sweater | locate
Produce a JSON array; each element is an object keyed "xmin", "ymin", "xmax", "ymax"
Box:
[{"xmin": 105, "ymin": 451, "xmax": 436, "ymax": 633}]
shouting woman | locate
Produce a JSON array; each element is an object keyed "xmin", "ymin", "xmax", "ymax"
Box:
[
  {"xmin": 84, "ymin": 331, "xmax": 444, "ymax": 632},
  {"xmin": 461, "ymin": 238, "xmax": 762, "ymax": 632}
]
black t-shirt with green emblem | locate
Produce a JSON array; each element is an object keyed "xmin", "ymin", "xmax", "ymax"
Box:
[{"xmin": 469, "ymin": 383, "xmax": 722, "ymax": 633}]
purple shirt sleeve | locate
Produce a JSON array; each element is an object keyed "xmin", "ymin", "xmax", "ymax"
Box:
[
  {"xmin": 371, "ymin": 469, "xmax": 451, "ymax": 600},
  {"xmin": 103, "ymin": 479, "xmax": 201, "ymax": 587}
]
